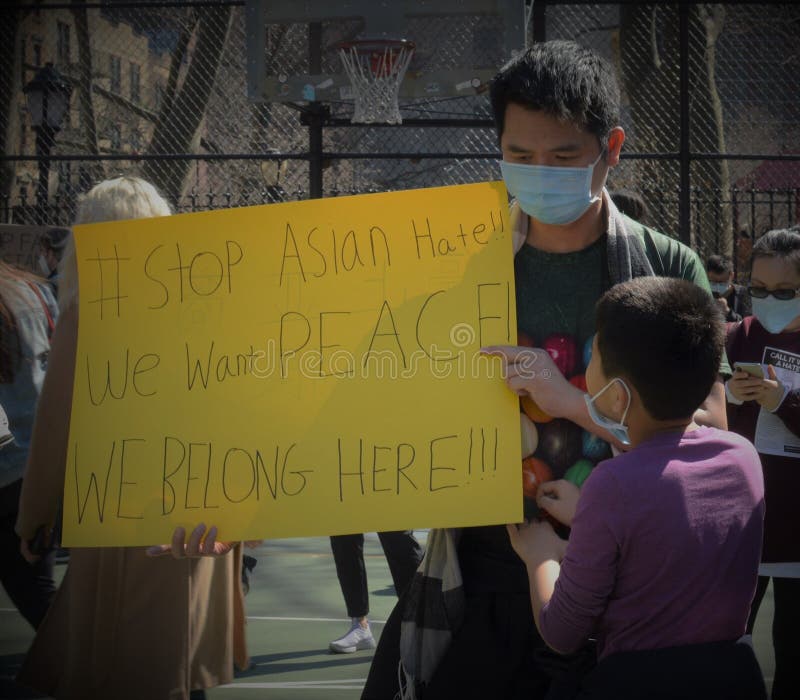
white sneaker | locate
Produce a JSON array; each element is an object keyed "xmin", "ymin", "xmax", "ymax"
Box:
[{"xmin": 329, "ymin": 619, "xmax": 376, "ymax": 653}]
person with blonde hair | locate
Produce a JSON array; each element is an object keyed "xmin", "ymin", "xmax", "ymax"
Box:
[
  {"xmin": 15, "ymin": 177, "xmax": 249, "ymax": 700},
  {"xmin": 56, "ymin": 176, "xmax": 171, "ymax": 312}
]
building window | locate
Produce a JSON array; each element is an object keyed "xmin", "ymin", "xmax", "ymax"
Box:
[
  {"xmin": 33, "ymin": 43, "xmax": 42, "ymax": 67},
  {"xmin": 110, "ymin": 55, "xmax": 121, "ymax": 93},
  {"xmin": 20, "ymin": 38, "xmax": 26, "ymax": 82},
  {"xmin": 109, "ymin": 124, "xmax": 121, "ymax": 151},
  {"xmin": 20, "ymin": 110, "xmax": 27, "ymax": 151},
  {"xmin": 130, "ymin": 63, "xmax": 140, "ymax": 103},
  {"xmin": 57, "ymin": 21, "xmax": 71, "ymax": 65},
  {"xmin": 130, "ymin": 129, "xmax": 142, "ymax": 152}
]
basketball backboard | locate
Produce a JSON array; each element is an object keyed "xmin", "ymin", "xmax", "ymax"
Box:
[{"xmin": 246, "ymin": 0, "xmax": 527, "ymax": 104}]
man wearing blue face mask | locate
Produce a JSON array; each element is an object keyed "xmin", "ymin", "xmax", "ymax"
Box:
[
  {"xmin": 362, "ymin": 40, "xmax": 731, "ymax": 700},
  {"xmin": 706, "ymin": 254, "xmax": 752, "ymax": 322},
  {"xmin": 484, "ymin": 40, "xmax": 728, "ymax": 451}
]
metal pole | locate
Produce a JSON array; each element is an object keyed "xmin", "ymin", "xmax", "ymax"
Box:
[
  {"xmin": 532, "ymin": 0, "xmax": 547, "ymax": 43},
  {"xmin": 35, "ymin": 132, "xmax": 50, "ymax": 225},
  {"xmin": 36, "ymin": 92, "xmax": 51, "ymax": 225},
  {"xmin": 308, "ymin": 21, "xmax": 324, "ymax": 199},
  {"xmin": 731, "ymin": 187, "xmax": 739, "ymax": 280},
  {"xmin": 307, "ymin": 106, "xmax": 324, "ymax": 199},
  {"xmin": 678, "ymin": 2, "xmax": 691, "ymax": 246}
]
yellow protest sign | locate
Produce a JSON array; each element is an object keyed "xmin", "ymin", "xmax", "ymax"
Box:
[{"xmin": 63, "ymin": 182, "xmax": 522, "ymax": 546}]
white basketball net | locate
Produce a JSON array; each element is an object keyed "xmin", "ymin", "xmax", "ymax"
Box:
[{"xmin": 338, "ymin": 43, "xmax": 414, "ymax": 124}]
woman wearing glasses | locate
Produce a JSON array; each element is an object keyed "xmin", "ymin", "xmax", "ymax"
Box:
[{"xmin": 725, "ymin": 226, "xmax": 800, "ymax": 699}]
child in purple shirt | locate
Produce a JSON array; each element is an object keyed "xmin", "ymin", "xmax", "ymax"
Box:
[{"xmin": 507, "ymin": 276, "xmax": 766, "ymax": 699}]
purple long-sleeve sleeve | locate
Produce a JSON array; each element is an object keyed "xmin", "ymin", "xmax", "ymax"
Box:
[
  {"xmin": 538, "ymin": 427, "xmax": 763, "ymax": 660},
  {"xmin": 539, "ymin": 469, "xmax": 621, "ymax": 654}
]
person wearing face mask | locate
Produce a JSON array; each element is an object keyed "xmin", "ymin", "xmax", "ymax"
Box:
[
  {"xmin": 506, "ymin": 277, "xmax": 766, "ymax": 699},
  {"xmin": 725, "ymin": 226, "xmax": 800, "ymax": 700},
  {"xmin": 0, "ymin": 260, "xmax": 58, "ymax": 630},
  {"xmin": 705, "ymin": 254, "xmax": 752, "ymax": 323},
  {"xmin": 36, "ymin": 227, "xmax": 70, "ymax": 298},
  {"xmin": 362, "ymin": 41, "xmax": 730, "ymax": 700}
]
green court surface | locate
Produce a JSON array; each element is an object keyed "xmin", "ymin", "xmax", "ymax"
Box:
[{"xmin": 1, "ymin": 533, "xmax": 775, "ymax": 699}]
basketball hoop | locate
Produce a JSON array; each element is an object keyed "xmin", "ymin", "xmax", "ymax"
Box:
[{"xmin": 336, "ymin": 39, "xmax": 415, "ymax": 124}]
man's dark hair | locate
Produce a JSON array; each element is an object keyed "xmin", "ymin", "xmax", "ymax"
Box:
[
  {"xmin": 595, "ymin": 277, "xmax": 724, "ymax": 421},
  {"xmin": 489, "ymin": 40, "xmax": 621, "ymax": 147},
  {"xmin": 705, "ymin": 254, "xmax": 733, "ymax": 276},
  {"xmin": 750, "ymin": 228, "xmax": 800, "ymax": 275},
  {"xmin": 610, "ymin": 190, "xmax": 649, "ymax": 223}
]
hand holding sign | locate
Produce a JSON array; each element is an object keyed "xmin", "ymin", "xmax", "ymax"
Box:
[
  {"xmin": 481, "ymin": 345, "xmax": 581, "ymax": 420},
  {"xmin": 147, "ymin": 524, "xmax": 231, "ymax": 558},
  {"xmin": 146, "ymin": 523, "xmax": 263, "ymax": 559}
]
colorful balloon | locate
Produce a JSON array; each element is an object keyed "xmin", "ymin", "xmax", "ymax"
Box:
[
  {"xmin": 522, "ymin": 457, "xmax": 553, "ymax": 500},
  {"xmin": 564, "ymin": 459, "xmax": 594, "ymax": 488},
  {"xmin": 582, "ymin": 429, "xmax": 611, "ymax": 461},
  {"xmin": 583, "ymin": 334, "xmax": 594, "ymax": 372},
  {"xmin": 517, "ymin": 331, "xmax": 536, "ymax": 347},
  {"xmin": 520, "ymin": 413, "xmax": 539, "ymax": 458},
  {"xmin": 569, "ymin": 374, "xmax": 588, "ymax": 392},
  {"xmin": 543, "ymin": 333, "xmax": 578, "ymax": 377},
  {"xmin": 537, "ymin": 419, "xmax": 582, "ymax": 478},
  {"xmin": 521, "ymin": 395, "xmax": 553, "ymax": 424}
]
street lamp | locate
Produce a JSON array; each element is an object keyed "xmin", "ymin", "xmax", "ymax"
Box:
[{"xmin": 24, "ymin": 63, "xmax": 72, "ymax": 224}]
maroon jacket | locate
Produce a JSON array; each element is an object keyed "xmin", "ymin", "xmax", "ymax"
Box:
[{"xmin": 726, "ymin": 316, "xmax": 800, "ymax": 563}]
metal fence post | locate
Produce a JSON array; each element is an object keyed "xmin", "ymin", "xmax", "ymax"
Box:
[
  {"xmin": 308, "ymin": 21, "xmax": 324, "ymax": 200},
  {"xmin": 678, "ymin": 1, "xmax": 691, "ymax": 246},
  {"xmin": 532, "ymin": 0, "xmax": 547, "ymax": 43},
  {"xmin": 731, "ymin": 186, "xmax": 739, "ymax": 278}
]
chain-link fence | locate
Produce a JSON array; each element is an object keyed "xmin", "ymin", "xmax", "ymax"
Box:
[
  {"xmin": 1, "ymin": 1, "xmax": 798, "ymax": 276},
  {"xmin": 542, "ymin": 1, "xmax": 800, "ymax": 273}
]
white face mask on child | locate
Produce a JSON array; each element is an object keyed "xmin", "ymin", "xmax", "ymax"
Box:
[{"xmin": 584, "ymin": 378, "xmax": 632, "ymax": 446}]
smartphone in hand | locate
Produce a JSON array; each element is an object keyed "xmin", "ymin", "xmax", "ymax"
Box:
[{"xmin": 734, "ymin": 362, "xmax": 765, "ymax": 379}]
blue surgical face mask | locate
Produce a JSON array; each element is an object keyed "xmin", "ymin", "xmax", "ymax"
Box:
[
  {"xmin": 500, "ymin": 151, "xmax": 604, "ymax": 225},
  {"xmin": 584, "ymin": 378, "xmax": 632, "ymax": 446},
  {"xmin": 752, "ymin": 295, "xmax": 800, "ymax": 334},
  {"xmin": 709, "ymin": 282, "xmax": 729, "ymax": 296}
]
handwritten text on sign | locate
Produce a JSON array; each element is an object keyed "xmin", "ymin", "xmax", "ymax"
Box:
[{"xmin": 63, "ymin": 183, "xmax": 522, "ymax": 545}]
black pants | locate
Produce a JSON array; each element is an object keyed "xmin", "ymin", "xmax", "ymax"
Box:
[
  {"xmin": 363, "ymin": 590, "xmax": 552, "ymax": 700},
  {"xmin": 0, "ymin": 479, "xmax": 56, "ymax": 629},
  {"xmin": 577, "ymin": 640, "xmax": 766, "ymax": 700},
  {"xmin": 747, "ymin": 575, "xmax": 800, "ymax": 700},
  {"xmin": 330, "ymin": 531, "xmax": 423, "ymax": 618}
]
